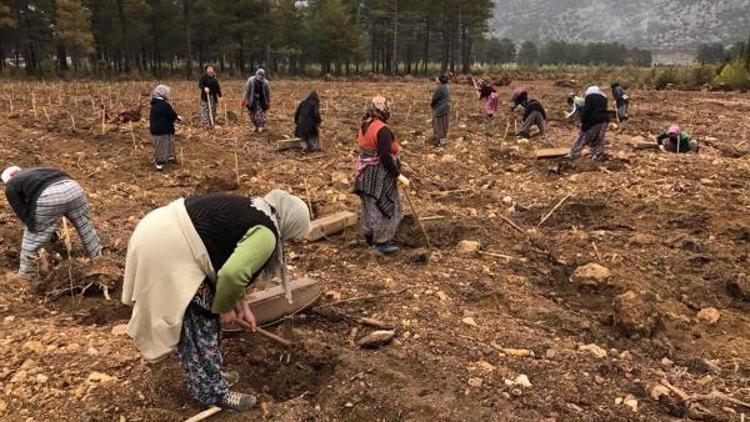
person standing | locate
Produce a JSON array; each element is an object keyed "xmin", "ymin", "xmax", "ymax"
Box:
[
  {"xmin": 242, "ymin": 69, "xmax": 271, "ymax": 133},
  {"xmin": 2, "ymin": 166, "xmax": 101, "ymax": 280},
  {"xmin": 353, "ymin": 96, "xmax": 410, "ymax": 255},
  {"xmin": 294, "ymin": 91, "xmax": 322, "ymax": 152},
  {"xmin": 199, "ymin": 65, "xmax": 222, "ymax": 127},
  {"xmin": 611, "ymin": 82, "xmax": 630, "ymax": 124},
  {"xmin": 122, "ymin": 190, "xmax": 310, "ymax": 411},
  {"xmin": 565, "ymin": 85, "xmax": 610, "ymax": 161},
  {"xmin": 511, "ymin": 87, "xmax": 547, "ymax": 139},
  {"xmin": 149, "ymin": 84, "xmax": 182, "ymax": 171},
  {"xmin": 472, "ymin": 77, "xmax": 499, "ymax": 135},
  {"xmin": 430, "ymin": 74, "xmax": 451, "ymax": 147}
]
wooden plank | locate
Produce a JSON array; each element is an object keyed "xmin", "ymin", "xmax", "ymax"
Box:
[
  {"xmin": 246, "ymin": 277, "xmax": 321, "ymax": 327},
  {"xmin": 277, "ymin": 137, "xmax": 301, "ymax": 151},
  {"xmin": 304, "ymin": 210, "xmax": 357, "ymax": 241},
  {"xmin": 631, "ymin": 142, "xmax": 659, "ymax": 150},
  {"xmin": 535, "ymin": 147, "xmax": 570, "ymax": 159}
]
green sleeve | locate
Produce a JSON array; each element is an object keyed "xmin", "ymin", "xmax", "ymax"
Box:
[{"xmin": 211, "ymin": 225, "xmax": 277, "ymax": 314}]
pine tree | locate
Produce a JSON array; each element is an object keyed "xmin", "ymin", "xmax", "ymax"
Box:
[
  {"xmin": 55, "ymin": 0, "xmax": 95, "ymax": 71},
  {"xmin": 517, "ymin": 40, "xmax": 537, "ymax": 65}
]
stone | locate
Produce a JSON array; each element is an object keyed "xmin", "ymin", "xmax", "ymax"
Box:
[
  {"xmin": 613, "ymin": 290, "xmax": 661, "ymax": 338},
  {"xmin": 579, "ymin": 343, "xmax": 607, "ymax": 359},
  {"xmin": 650, "ymin": 385, "xmax": 671, "ymax": 401},
  {"xmin": 356, "ymin": 330, "xmax": 396, "ymax": 349},
  {"xmin": 514, "ymin": 374, "xmax": 532, "ymax": 388},
  {"xmin": 501, "ymin": 348, "xmax": 535, "ymax": 358},
  {"xmin": 35, "ymin": 374, "xmax": 48, "ymax": 384},
  {"xmin": 697, "ymin": 307, "xmax": 720, "ymax": 324},
  {"xmin": 22, "ymin": 341, "xmax": 45, "ymax": 356},
  {"xmin": 473, "ymin": 360, "xmax": 495, "ymax": 373},
  {"xmin": 456, "ymin": 240, "xmax": 481, "ymax": 257},
  {"xmin": 461, "ymin": 317, "xmax": 478, "ymax": 327},
  {"xmin": 467, "ymin": 377, "xmax": 483, "ymax": 388},
  {"xmin": 111, "ymin": 324, "xmax": 128, "ymax": 336},
  {"xmin": 726, "ymin": 275, "xmax": 750, "ymax": 301},
  {"xmin": 87, "ymin": 372, "xmax": 115, "ymax": 383},
  {"xmin": 441, "ymin": 154, "xmax": 457, "ymax": 163},
  {"xmin": 572, "ymin": 263, "xmax": 611, "ymax": 287},
  {"xmin": 623, "ymin": 395, "xmax": 638, "ymax": 412}
]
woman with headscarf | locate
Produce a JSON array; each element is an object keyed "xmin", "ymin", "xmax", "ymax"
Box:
[
  {"xmin": 199, "ymin": 65, "xmax": 222, "ymax": 127},
  {"xmin": 430, "ymin": 74, "xmax": 451, "ymax": 146},
  {"xmin": 242, "ymin": 69, "xmax": 272, "ymax": 133},
  {"xmin": 149, "ymin": 84, "xmax": 182, "ymax": 171},
  {"xmin": 657, "ymin": 124, "xmax": 699, "ymax": 153},
  {"xmin": 122, "ymin": 190, "xmax": 311, "ymax": 411},
  {"xmin": 611, "ymin": 82, "xmax": 630, "ymax": 124},
  {"xmin": 353, "ymin": 96, "xmax": 410, "ymax": 255},
  {"xmin": 294, "ymin": 91, "xmax": 322, "ymax": 152},
  {"xmin": 511, "ymin": 87, "xmax": 547, "ymax": 139},
  {"xmin": 564, "ymin": 85, "xmax": 610, "ymax": 161},
  {"xmin": 472, "ymin": 77, "xmax": 499, "ymax": 135}
]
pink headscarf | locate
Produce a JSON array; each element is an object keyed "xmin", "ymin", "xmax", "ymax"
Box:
[{"xmin": 668, "ymin": 124, "xmax": 680, "ymax": 135}]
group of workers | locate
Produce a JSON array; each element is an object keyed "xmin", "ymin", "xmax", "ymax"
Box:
[{"xmin": 1, "ymin": 68, "xmax": 701, "ymax": 415}]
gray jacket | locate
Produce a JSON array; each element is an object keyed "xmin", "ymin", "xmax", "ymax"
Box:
[
  {"xmin": 430, "ymin": 84, "xmax": 451, "ymax": 117},
  {"xmin": 243, "ymin": 76, "xmax": 271, "ymax": 110}
]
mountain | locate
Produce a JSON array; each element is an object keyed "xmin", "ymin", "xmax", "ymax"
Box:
[{"xmin": 492, "ymin": 0, "xmax": 750, "ymax": 51}]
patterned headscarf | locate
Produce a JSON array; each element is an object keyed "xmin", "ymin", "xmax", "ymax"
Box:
[
  {"xmin": 361, "ymin": 95, "xmax": 391, "ymax": 132},
  {"xmin": 152, "ymin": 84, "xmax": 171, "ymax": 101},
  {"xmin": 255, "ymin": 68, "xmax": 266, "ymax": 79}
]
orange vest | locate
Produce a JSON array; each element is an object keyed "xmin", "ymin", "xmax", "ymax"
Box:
[{"xmin": 357, "ymin": 119, "xmax": 400, "ymax": 156}]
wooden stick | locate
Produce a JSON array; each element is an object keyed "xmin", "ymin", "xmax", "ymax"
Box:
[
  {"xmin": 130, "ymin": 121, "xmax": 137, "ymax": 151},
  {"xmin": 299, "ymin": 153, "xmax": 328, "ymax": 161},
  {"xmin": 499, "ymin": 214, "xmax": 525, "ymax": 234},
  {"xmin": 70, "ymin": 113, "xmax": 76, "ymax": 131},
  {"xmin": 42, "ymin": 106, "xmax": 49, "ymax": 122},
  {"xmin": 101, "ymin": 107, "xmax": 106, "ymax": 134},
  {"xmin": 8, "ymin": 96, "xmax": 12, "ymax": 114},
  {"xmin": 237, "ymin": 320, "xmax": 294, "ymax": 347},
  {"xmin": 592, "ymin": 242, "xmax": 603, "ymax": 262},
  {"xmin": 316, "ymin": 287, "xmax": 408, "ymax": 310},
  {"xmin": 538, "ymin": 192, "xmax": 572, "ymax": 227},
  {"xmin": 419, "ymin": 215, "xmax": 446, "ymax": 222},
  {"xmin": 206, "ymin": 94, "xmax": 215, "ymax": 127},
  {"xmin": 402, "ymin": 187, "xmax": 431, "ymax": 248},
  {"xmin": 303, "ymin": 178, "xmax": 314, "ymax": 219},
  {"xmin": 233, "ymin": 152, "xmax": 240, "ymax": 185},
  {"xmin": 477, "ymin": 250, "xmax": 519, "ymax": 260},
  {"xmin": 32, "ymin": 93, "xmax": 37, "ymax": 118},
  {"xmin": 183, "ymin": 406, "xmax": 222, "ymax": 422}
]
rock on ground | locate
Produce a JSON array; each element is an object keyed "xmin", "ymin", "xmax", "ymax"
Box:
[
  {"xmin": 613, "ymin": 290, "xmax": 661, "ymax": 338},
  {"xmin": 697, "ymin": 307, "xmax": 720, "ymax": 324},
  {"xmin": 456, "ymin": 240, "xmax": 481, "ymax": 257},
  {"xmin": 572, "ymin": 263, "xmax": 611, "ymax": 287}
]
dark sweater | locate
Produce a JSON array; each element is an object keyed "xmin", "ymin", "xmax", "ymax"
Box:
[
  {"xmin": 5, "ymin": 167, "xmax": 70, "ymax": 231},
  {"xmin": 376, "ymin": 127, "xmax": 400, "ymax": 178},
  {"xmin": 430, "ymin": 84, "xmax": 451, "ymax": 117},
  {"xmin": 185, "ymin": 193, "xmax": 279, "ymax": 273},
  {"xmin": 294, "ymin": 92, "xmax": 322, "ymax": 138},
  {"xmin": 149, "ymin": 99, "xmax": 178, "ymax": 136},
  {"xmin": 580, "ymin": 93, "xmax": 609, "ymax": 131},
  {"xmin": 612, "ymin": 86, "xmax": 627, "ymax": 107},
  {"xmin": 523, "ymin": 99, "xmax": 546, "ymax": 121},
  {"xmin": 198, "ymin": 74, "xmax": 222, "ymax": 102}
]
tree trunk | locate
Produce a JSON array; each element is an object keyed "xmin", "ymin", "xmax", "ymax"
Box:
[
  {"xmin": 115, "ymin": 0, "xmax": 130, "ymax": 72},
  {"xmin": 56, "ymin": 43, "xmax": 68, "ymax": 72},
  {"xmin": 392, "ymin": 0, "xmax": 397, "ymax": 76},
  {"xmin": 183, "ymin": 0, "xmax": 193, "ymax": 78}
]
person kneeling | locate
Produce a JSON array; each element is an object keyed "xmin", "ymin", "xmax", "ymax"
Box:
[
  {"xmin": 511, "ymin": 88, "xmax": 547, "ymax": 140},
  {"xmin": 657, "ymin": 125, "xmax": 699, "ymax": 153}
]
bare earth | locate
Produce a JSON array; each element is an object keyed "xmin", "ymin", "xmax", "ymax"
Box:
[{"xmin": 0, "ymin": 77, "xmax": 748, "ymax": 421}]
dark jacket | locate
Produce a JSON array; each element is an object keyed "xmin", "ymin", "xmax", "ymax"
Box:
[
  {"xmin": 294, "ymin": 92, "xmax": 322, "ymax": 138},
  {"xmin": 523, "ymin": 99, "xmax": 546, "ymax": 121},
  {"xmin": 581, "ymin": 93, "xmax": 609, "ymax": 131},
  {"xmin": 198, "ymin": 74, "xmax": 222, "ymax": 102},
  {"xmin": 5, "ymin": 167, "xmax": 70, "ymax": 231},
  {"xmin": 430, "ymin": 83, "xmax": 451, "ymax": 117},
  {"xmin": 149, "ymin": 99, "xmax": 178, "ymax": 136},
  {"xmin": 612, "ymin": 85, "xmax": 628, "ymax": 107}
]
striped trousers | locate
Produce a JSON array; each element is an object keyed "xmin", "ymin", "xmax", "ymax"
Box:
[{"xmin": 20, "ymin": 180, "xmax": 102, "ymax": 277}]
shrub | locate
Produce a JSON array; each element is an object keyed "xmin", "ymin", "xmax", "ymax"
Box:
[
  {"xmin": 650, "ymin": 67, "xmax": 681, "ymax": 89},
  {"xmin": 714, "ymin": 59, "xmax": 750, "ymax": 89},
  {"xmin": 684, "ymin": 64, "xmax": 717, "ymax": 88}
]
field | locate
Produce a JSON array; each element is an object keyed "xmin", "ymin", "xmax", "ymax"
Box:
[{"xmin": 0, "ymin": 76, "xmax": 749, "ymax": 421}]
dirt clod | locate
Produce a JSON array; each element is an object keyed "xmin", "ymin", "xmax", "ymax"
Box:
[{"xmin": 613, "ymin": 290, "xmax": 661, "ymax": 338}]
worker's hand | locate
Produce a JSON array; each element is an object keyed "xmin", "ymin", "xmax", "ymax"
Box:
[
  {"xmin": 176, "ymin": 115, "xmax": 183, "ymax": 122},
  {"xmin": 220, "ymin": 309, "xmax": 239, "ymax": 325},
  {"xmin": 235, "ymin": 299, "xmax": 256, "ymax": 332},
  {"xmin": 397, "ymin": 174, "xmax": 410, "ymax": 187},
  {"xmin": 204, "ymin": 87, "xmax": 210, "ymax": 93}
]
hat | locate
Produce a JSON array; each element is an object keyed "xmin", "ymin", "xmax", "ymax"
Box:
[
  {"xmin": 1, "ymin": 166, "xmax": 21, "ymax": 183},
  {"xmin": 668, "ymin": 124, "xmax": 680, "ymax": 135},
  {"xmin": 512, "ymin": 87, "xmax": 527, "ymax": 99},
  {"xmin": 369, "ymin": 95, "xmax": 390, "ymax": 113}
]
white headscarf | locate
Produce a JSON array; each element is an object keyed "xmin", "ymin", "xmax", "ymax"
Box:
[
  {"xmin": 252, "ymin": 190, "xmax": 311, "ymax": 303},
  {"xmin": 585, "ymin": 85, "xmax": 606, "ymax": 97},
  {"xmin": 152, "ymin": 84, "xmax": 171, "ymax": 101},
  {"xmin": 1, "ymin": 166, "xmax": 21, "ymax": 184}
]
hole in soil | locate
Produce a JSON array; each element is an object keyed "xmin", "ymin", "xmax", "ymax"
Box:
[
  {"xmin": 394, "ymin": 215, "xmax": 488, "ymax": 249},
  {"xmin": 516, "ymin": 198, "xmax": 610, "ymax": 228},
  {"xmin": 223, "ymin": 338, "xmax": 340, "ymax": 401}
]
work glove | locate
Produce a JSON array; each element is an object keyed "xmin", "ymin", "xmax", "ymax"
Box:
[{"xmin": 397, "ymin": 174, "xmax": 410, "ymax": 187}]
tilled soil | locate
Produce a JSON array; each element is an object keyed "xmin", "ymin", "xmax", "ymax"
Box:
[{"xmin": 0, "ymin": 78, "xmax": 748, "ymax": 421}]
